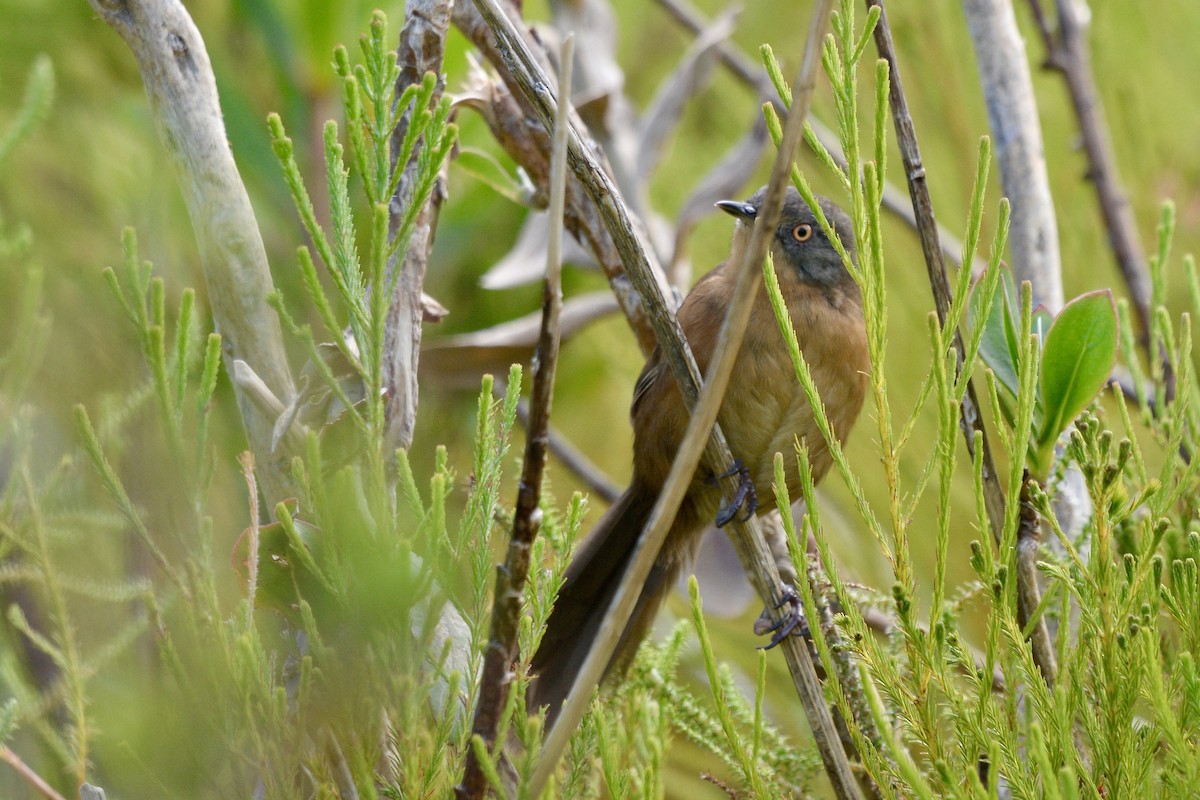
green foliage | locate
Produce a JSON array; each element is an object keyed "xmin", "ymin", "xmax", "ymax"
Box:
[
  {"xmin": 737, "ymin": 2, "xmax": 1200, "ymax": 798},
  {"xmin": 969, "ymin": 268, "xmax": 1120, "ymax": 479},
  {"xmin": 267, "ymin": 10, "xmax": 457, "ymax": 473},
  {"xmin": 1, "ymin": 1, "xmax": 1198, "ymax": 798}
]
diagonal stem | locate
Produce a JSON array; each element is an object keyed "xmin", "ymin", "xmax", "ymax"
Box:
[
  {"xmin": 867, "ymin": 0, "xmax": 1057, "ymax": 686},
  {"xmin": 456, "ymin": 32, "xmax": 575, "ymax": 800},
  {"xmin": 464, "ymin": 2, "xmax": 865, "ymax": 797}
]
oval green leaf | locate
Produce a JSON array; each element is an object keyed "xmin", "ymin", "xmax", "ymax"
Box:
[{"xmin": 1036, "ymin": 290, "xmax": 1118, "ymax": 449}]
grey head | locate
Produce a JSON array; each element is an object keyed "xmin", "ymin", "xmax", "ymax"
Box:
[{"xmin": 716, "ymin": 186, "xmax": 856, "ymax": 288}]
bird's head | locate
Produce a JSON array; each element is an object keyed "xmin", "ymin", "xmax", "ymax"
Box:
[{"xmin": 716, "ymin": 187, "xmax": 856, "ymax": 288}]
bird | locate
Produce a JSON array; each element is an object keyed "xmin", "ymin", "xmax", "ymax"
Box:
[{"xmin": 529, "ymin": 186, "xmax": 869, "ymax": 726}]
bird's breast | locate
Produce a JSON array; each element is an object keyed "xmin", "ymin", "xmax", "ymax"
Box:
[{"xmin": 720, "ymin": 283, "xmax": 868, "ymax": 497}]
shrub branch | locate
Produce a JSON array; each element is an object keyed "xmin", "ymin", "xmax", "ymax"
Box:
[
  {"xmin": 383, "ymin": 0, "xmax": 453, "ymax": 451},
  {"xmin": 85, "ymin": 0, "xmax": 296, "ymax": 508},
  {"xmin": 867, "ymin": 0, "xmax": 1057, "ymax": 685},
  {"xmin": 457, "ymin": 33, "xmax": 574, "ymax": 800}
]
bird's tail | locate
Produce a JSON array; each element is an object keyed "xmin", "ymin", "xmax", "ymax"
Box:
[{"xmin": 528, "ymin": 488, "xmax": 675, "ymax": 727}]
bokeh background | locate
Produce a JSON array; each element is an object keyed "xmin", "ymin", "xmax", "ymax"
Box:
[{"xmin": 1, "ymin": 0, "xmax": 1199, "ymax": 796}]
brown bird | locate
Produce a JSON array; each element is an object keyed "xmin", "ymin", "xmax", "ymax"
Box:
[{"xmin": 530, "ymin": 187, "xmax": 869, "ymax": 724}]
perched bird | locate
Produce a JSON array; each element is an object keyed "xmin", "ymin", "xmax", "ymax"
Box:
[{"xmin": 530, "ymin": 187, "xmax": 869, "ymax": 724}]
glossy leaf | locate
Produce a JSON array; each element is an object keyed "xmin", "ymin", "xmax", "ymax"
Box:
[{"xmin": 1036, "ymin": 290, "xmax": 1119, "ymax": 452}]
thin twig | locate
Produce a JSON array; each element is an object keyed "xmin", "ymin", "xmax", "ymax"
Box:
[
  {"xmin": 86, "ymin": 0, "xmax": 296, "ymax": 508},
  {"xmin": 868, "ymin": 0, "xmax": 1057, "ymax": 684},
  {"xmin": 1026, "ymin": 0, "xmax": 1151, "ymax": 343},
  {"xmin": 655, "ymin": 0, "xmax": 984, "ymax": 276},
  {"xmin": 1017, "ymin": 472, "xmax": 1055, "ymax": 685},
  {"xmin": 456, "ymin": 33, "xmax": 575, "ymax": 800},
  {"xmin": 0, "ymin": 746, "xmax": 68, "ymax": 800},
  {"xmin": 384, "ymin": 0, "xmax": 453, "ymax": 451},
  {"xmin": 465, "ymin": 0, "xmax": 864, "ymax": 796},
  {"xmin": 239, "ymin": 451, "xmax": 260, "ymax": 627}
]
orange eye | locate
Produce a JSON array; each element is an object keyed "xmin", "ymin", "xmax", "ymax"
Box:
[{"xmin": 792, "ymin": 223, "xmax": 813, "ymax": 242}]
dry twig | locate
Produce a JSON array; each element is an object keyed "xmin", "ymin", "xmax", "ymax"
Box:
[
  {"xmin": 452, "ymin": 1, "xmax": 668, "ymax": 354},
  {"xmin": 515, "ymin": 399, "xmax": 621, "ymax": 504},
  {"xmin": 461, "ymin": 1, "xmax": 865, "ymax": 796},
  {"xmin": 868, "ymin": 0, "xmax": 1057, "ymax": 685},
  {"xmin": 0, "ymin": 746, "xmax": 68, "ymax": 800},
  {"xmin": 1025, "ymin": 0, "xmax": 1175, "ymax": 407},
  {"xmin": 1026, "ymin": 0, "xmax": 1151, "ymax": 345},
  {"xmin": 456, "ymin": 32, "xmax": 575, "ymax": 800}
]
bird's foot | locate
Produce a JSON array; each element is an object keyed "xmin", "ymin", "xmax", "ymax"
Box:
[
  {"xmin": 712, "ymin": 459, "xmax": 757, "ymax": 527},
  {"xmin": 754, "ymin": 586, "xmax": 810, "ymax": 649}
]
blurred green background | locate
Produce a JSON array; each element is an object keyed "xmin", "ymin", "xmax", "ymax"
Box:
[{"xmin": 1, "ymin": 0, "xmax": 1199, "ymax": 796}]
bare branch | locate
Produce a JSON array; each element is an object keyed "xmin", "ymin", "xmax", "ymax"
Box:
[
  {"xmin": 453, "ymin": 2, "xmax": 667, "ymax": 354},
  {"xmin": 1024, "ymin": 0, "xmax": 1169, "ymax": 398},
  {"xmin": 0, "ymin": 746, "xmax": 68, "ymax": 800},
  {"xmin": 457, "ymin": 32, "xmax": 575, "ymax": 800},
  {"xmin": 962, "ymin": 0, "xmax": 1063, "ymax": 311},
  {"xmin": 515, "ymin": 400, "xmax": 621, "ymax": 504},
  {"xmin": 86, "ymin": 0, "xmax": 296, "ymax": 507},
  {"xmin": 463, "ymin": 0, "xmax": 865, "ymax": 795}
]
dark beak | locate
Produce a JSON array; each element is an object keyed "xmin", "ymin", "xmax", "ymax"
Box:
[{"xmin": 716, "ymin": 200, "xmax": 757, "ymax": 221}]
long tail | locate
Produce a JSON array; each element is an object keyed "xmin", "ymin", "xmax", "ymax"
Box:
[{"xmin": 529, "ymin": 488, "xmax": 675, "ymax": 727}]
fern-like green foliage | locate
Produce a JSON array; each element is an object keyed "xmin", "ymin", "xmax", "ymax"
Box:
[
  {"xmin": 713, "ymin": 2, "xmax": 1200, "ymax": 798},
  {"xmin": 4, "ymin": 3, "xmax": 1200, "ymax": 798}
]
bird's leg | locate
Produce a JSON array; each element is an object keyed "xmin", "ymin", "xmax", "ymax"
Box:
[
  {"xmin": 754, "ymin": 585, "xmax": 810, "ymax": 649},
  {"xmin": 711, "ymin": 459, "xmax": 757, "ymax": 527}
]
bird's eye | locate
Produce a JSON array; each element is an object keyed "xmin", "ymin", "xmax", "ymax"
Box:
[{"xmin": 792, "ymin": 224, "xmax": 813, "ymax": 242}]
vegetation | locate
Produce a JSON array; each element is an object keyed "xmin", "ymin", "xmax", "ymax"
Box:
[{"xmin": 0, "ymin": 0, "xmax": 1198, "ymax": 798}]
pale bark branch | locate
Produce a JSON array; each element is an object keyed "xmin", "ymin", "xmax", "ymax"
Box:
[
  {"xmin": 963, "ymin": 0, "xmax": 1063, "ymax": 312},
  {"xmin": 86, "ymin": 0, "xmax": 296, "ymax": 509}
]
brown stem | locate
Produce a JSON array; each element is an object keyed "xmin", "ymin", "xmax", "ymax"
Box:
[
  {"xmin": 1027, "ymin": 0, "xmax": 1151, "ymax": 343},
  {"xmin": 460, "ymin": 0, "xmax": 863, "ymax": 796},
  {"xmin": 867, "ymin": 0, "xmax": 1057, "ymax": 686},
  {"xmin": 452, "ymin": 2, "xmax": 662, "ymax": 354},
  {"xmin": 456, "ymin": 32, "xmax": 575, "ymax": 800},
  {"xmin": 515, "ymin": 399, "xmax": 621, "ymax": 504},
  {"xmin": 1018, "ymin": 472, "xmax": 1058, "ymax": 685},
  {"xmin": 0, "ymin": 746, "xmax": 68, "ymax": 800}
]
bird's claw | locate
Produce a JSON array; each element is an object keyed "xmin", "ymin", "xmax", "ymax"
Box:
[
  {"xmin": 712, "ymin": 459, "xmax": 757, "ymax": 527},
  {"xmin": 755, "ymin": 586, "xmax": 809, "ymax": 649}
]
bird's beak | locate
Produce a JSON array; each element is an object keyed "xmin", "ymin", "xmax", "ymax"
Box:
[{"xmin": 715, "ymin": 200, "xmax": 758, "ymax": 221}]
